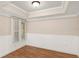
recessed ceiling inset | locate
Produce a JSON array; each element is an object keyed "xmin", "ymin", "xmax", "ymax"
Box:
[{"xmin": 12, "ymin": 1, "xmax": 62, "ymax": 12}]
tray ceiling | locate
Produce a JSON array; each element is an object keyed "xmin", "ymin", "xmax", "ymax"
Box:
[
  {"xmin": 11, "ymin": 1, "xmax": 62, "ymax": 12},
  {"xmin": 0, "ymin": 1, "xmax": 79, "ymax": 21}
]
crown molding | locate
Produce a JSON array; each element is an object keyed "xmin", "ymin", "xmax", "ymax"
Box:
[
  {"xmin": 0, "ymin": 2, "xmax": 28, "ymax": 19},
  {"xmin": 28, "ymin": 1, "xmax": 69, "ymax": 18},
  {"xmin": 0, "ymin": 1, "xmax": 69, "ymax": 20},
  {"xmin": 27, "ymin": 14, "xmax": 79, "ymax": 22},
  {"xmin": 0, "ymin": 1, "xmax": 78, "ymax": 22},
  {"xmin": 8, "ymin": 3, "xmax": 28, "ymax": 14},
  {"xmin": 0, "ymin": 2, "xmax": 10, "ymax": 8}
]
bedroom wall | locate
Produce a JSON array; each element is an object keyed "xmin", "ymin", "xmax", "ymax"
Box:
[
  {"xmin": 0, "ymin": 16, "xmax": 26, "ymax": 57},
  {"xmin": 26, "ymin": 16, "xmax": 79, "ymax": 56},
  {"xmin": 0, "ymin": 16, "xmax": 11, "ymax": 35},
  {"xmin": 27, "ymin": 17, "xmax": 79, "ymax": 36}
]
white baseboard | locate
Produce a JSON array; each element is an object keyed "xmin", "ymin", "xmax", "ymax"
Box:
[
  {"xmin": 0, "ymin": 35, "xmax": 26, "ymax": 57},
  {"xmin": 26, "ymin": 33, "xmax": 79, "ymax": 56}
]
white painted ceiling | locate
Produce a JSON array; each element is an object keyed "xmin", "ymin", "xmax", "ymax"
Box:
[
  {"xmin": 0, "ymin": 1, "xmax": 79, "ymax": 20},
  {"xmin": 66, "ymin": 1, "xmax": 79, "ymax": 14},
  {"xmin": 11, "ymin": 1, "xmax": 79, "ymax": 18},
  {"xmin": 11, "ymin": 1, "xmax": 62, "ymax": 12}
]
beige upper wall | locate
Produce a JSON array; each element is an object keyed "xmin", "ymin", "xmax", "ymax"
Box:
[
  {"xmin": 27, "ymin": 16, "xmax": 79, "ymax": 36},
  {"xmin": 0, "ymin": 16, "xmax": 11, "ymax": 35}
]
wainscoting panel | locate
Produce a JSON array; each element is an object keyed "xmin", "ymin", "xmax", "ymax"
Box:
[
  {"xmin": 26, "ymin": 33, "xmax": 79, "ymax": 56},
  {"xmin": 0, "ymin": 35, "xmax": 26, "ymax": 57}
]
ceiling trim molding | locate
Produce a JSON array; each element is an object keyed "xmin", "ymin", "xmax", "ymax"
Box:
[
  {"xmin": 0, "ymin": 2, "xmax": 10, "ymax": 8},
  {"xmin": 28, "ymin": 1, "xmax": 69, "ymax": 18},
  {"xmin": 2, "ymin": 1, "xmax": 69, "ymax": 20},
  {"xmin": 9, "ymin": 2, "xmax": 28, "ymax": 14},
  {"xmin": 1, "ymin": 3, "xmax": 28, "ymax": 19},
  {"xmin": 61, "ymin": 1, "xmax": 69, "ymax": 12},
  {"xmin": 27, "ymin": 13, "xmax": 79, "ymax": 22}
]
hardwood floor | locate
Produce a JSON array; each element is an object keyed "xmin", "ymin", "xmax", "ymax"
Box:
[{"xmin": 3, "ymin": 45, "xmax": 78, "ymax": 58}]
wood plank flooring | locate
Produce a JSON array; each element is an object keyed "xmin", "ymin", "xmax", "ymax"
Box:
[{"xmin": 3, "ymin": 45, "xmax": 78, "ymax": 58}]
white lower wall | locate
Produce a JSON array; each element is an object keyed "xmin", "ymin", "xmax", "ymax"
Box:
[
  {"xmin": 0, "ymin": 33, "xmax": 79, "ymax": 57},
  {"xmin": 26, "ymin": 33, "xmax": 79, "ymax": 56},
  {"xmin": 0, "ymin": 35, "xmax": 26, "ymax": 57}
]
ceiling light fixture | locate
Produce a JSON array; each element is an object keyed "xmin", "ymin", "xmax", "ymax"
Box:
[{"xmin": 32, "ymin": 1, "xmax": 40, "ymax": 7}]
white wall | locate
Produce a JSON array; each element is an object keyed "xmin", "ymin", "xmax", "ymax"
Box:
[
  {"xmin": 26, "ymin": 16, "xmax": 79, "ymax": 56},
  {"xmin": 26, "ymin": 33, "xmax": 79, "ymax": 56},
  {"xmin": 0, "ymin": 16, "xmax": 26, "ymax": 57},
  {"xmin": 0, "ymin": 2, "xmax": 28, "ymax": 57},
  {"xmin": 0, "ymin": 35, "xmax": 26, "ymax": 57}
]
